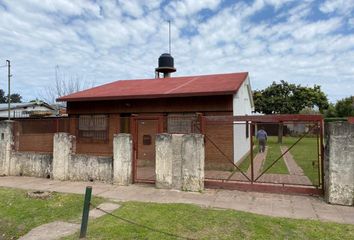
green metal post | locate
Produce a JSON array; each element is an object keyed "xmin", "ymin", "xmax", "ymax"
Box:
[{"xmin": 79, "ymin": 186, "xmax": 92, "ymax": 238}]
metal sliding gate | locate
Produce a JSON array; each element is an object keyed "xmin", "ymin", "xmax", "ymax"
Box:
[{"xmin": 202, "ymin": 115, "xmax": 324, "ymax": 195}]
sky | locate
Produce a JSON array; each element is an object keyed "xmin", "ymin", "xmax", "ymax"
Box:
[{"xmin": 0, "ymin": 0, "xmax": 353, "ymax": 103}]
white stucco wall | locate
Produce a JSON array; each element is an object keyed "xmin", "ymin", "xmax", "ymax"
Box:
[{"xmin": 233, "ymin": 76, "xmax": 254, "ymax": 164}]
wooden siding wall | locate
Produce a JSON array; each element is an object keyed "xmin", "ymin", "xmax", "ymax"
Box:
[
  {"xmin": 67, "ymin": 95, "xmax": 233, "ymax": 115},
  {"xmin": 14, "ymin": 96, "xmax": 234, "ymax": 159},
  {"xmin": 66, "ymin": 95, "xmax": 234, "ymax": 161}
]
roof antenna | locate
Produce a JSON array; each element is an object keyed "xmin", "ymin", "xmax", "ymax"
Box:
[
  {"xmin": 168, "ymin": 20, "xmax": 171, "ymax": 54},
  {"xmin": 155, "ymin": 20, "xmax": 176, "ymax": 78}
]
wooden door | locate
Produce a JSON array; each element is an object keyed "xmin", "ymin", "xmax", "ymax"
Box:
[{"xmin": 133, "ymin": 116, "xmax": 162, "ymax": 183}]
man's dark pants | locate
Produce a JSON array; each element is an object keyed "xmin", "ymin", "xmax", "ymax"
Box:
[{"xmin": 259, "ymin": 139, "xmax": 266, "ymax": 153}]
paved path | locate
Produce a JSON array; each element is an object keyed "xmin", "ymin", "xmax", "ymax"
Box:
[
  {"xmin": 280, "ymin": 146, "xmax": 312, "ymax": 185},
  {"xmin": 247, "ymin": 147, "xmax": 268, "ymax": 177},
  {"xmin": 18, "ymin": 202, "xmax": 120, "ymax": 240},
  {"xmin": 0, "ymin": 176, "xmax": 353, "ymax": 225}
]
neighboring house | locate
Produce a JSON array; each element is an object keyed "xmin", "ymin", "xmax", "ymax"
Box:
[
  {"xmin": 0, "ymin": 101, "xmax": 55, "ymax": 119},
  {"xmin": 58, "ymin": 72, "xmax": 254, "ymax": 166}
]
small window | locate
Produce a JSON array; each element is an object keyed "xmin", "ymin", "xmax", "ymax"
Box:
[
  {"xmin": 78, "ymin": 115, "xmax": 108, "ymax": 142},
  {"xmin": 167, "ymin": 114, "xmax": 200, "ymax": 133},
  {"xmin": 120, "ymin": 113, "xmax": 131, "ymax": 133},
  {"xmin": 143, "ymin": 135, "xmax": 152, "ymax": 145}
]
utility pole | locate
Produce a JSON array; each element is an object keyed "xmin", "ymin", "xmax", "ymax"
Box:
[{"xmin": 6, "ymin": 60, "xmax": 11, "ymax": 120}]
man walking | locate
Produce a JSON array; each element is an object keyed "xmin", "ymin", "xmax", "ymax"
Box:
[{"xmin": 256, "ymin": 127, "xmax": 267, "ymax": 153}]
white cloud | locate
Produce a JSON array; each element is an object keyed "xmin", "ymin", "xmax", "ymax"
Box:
[
  {"xmin": 292, "ymin": 18, "xmax": 342, "ymax": 40},
  {"xmin": 0, "ymin": 0, "xmax": 353, "ymax": 103},
  {"xmin": 165, "ymin": 0, "xmax": 221, "ymax": 17},
  {"xmin": 319, "ymin": 0, "xmax": 354, "ymax": 15}
]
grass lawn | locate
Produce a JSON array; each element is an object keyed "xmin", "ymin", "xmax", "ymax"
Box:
[
  {"xmin": 236, "ymin": 145, "xmax": 258, "ymax": 172},
  {"xmin": 0, "ymin": 187, "xmax": 104, "ymax": 240},
  {"xmin": 261, "ymin": 137, "xmax": 289, "ymax": 174},
  {"xmin": 283, "ymin": 136, "xmax": 320, "ymax": 185},
  {"xmin": 64, "ymin": 201, "xmax": 354, "ymax": 240}
]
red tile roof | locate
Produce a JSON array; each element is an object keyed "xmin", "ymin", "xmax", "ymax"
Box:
[{"xmin": 57, "ymin": 72, "xmax": 248, "ymax": 102}]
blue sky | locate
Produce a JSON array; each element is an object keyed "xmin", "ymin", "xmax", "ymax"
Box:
[{"xmin": 0, "ymin": 0, "xmax": 353, "ymax": 103}]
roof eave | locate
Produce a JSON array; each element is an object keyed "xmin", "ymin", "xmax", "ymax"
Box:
[{"xmin": 57, "ymin": 91, "xmax": 236, "ymax": 102}]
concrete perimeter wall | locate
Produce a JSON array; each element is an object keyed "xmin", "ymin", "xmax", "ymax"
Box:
[
  {"xmin": 10, "ymin": 152, "xmax": 52, "ymax": 178},
  {"xmin": 325, "ymin": 122, "xmax": 354, "ymax": 206},
  {"xmin": 0, "ymin": 121, "xmax": 132, "ymax": 185},
  {"xmin": 156, "ymin": 133, "xmax": 204, "ymax": 192},
  {"xmin": 69, "ymin": 155, "xmax": 113, "ymax": 182}
]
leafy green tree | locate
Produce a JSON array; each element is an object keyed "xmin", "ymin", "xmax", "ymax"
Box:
[
  {"xmin": 0, "ymin": 89, "xmax": 5, "ymax": 103},
  {"xmin": 324, "ymin": 103, "xmax": 337, "ymax": 118},
  {"xmin": 9, "ymin": 93, "xmax": 22, "ymax": 103},
  {"xmin": 335, "ymin": 96, "xmax": 354, "ymax": 117},
  {"xmin": 254, "ymin": 80, "xmax": 329, "ymax": 114},
  {"xmin": 0, "ymin": 89, "xmax": 22, "ymax": 103},
  {"xmin": 253, "ymin": 81, "xmax": 329, "ymax": 142}
]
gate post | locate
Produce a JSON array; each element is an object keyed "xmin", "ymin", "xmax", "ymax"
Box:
[
  {"xmin": 155, "ymin": 134, "xmax": 174, "ymax": 189},
  {"xmin": 250, "ymin": 123, "xmax": 254, "ymax": 182},
  {"xmin": 181, "ymin": 134, "xmax": 205, "ymax": 192},
  {"xmin": 325, "ymin": 122, "xmax": 354, "ymax": 206},
  {"xmin": 113, "ymin": 134, "xmax": 133, "ymax": 185}
]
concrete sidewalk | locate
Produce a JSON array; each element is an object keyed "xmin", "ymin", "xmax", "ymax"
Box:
[{"xmin": 0, "ymin": 176, "xmax": 353, "ymax": 225}]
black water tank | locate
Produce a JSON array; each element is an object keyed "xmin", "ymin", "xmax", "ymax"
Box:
[
  {"xmin": 156, "ymin": 53, "xmax": 176, "ymax": 75},
  {"xmin": 158, "ymin": 53, "xmax": 174, "ymax": 68}
]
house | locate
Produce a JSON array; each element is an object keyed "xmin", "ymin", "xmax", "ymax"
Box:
[
  {"xmin": 0, "ymin": 101, "xmax": 55, "ymax": 119},
  {"xmin": 57, "ymin": 54, "xmax": 254, "ymax": 181}
]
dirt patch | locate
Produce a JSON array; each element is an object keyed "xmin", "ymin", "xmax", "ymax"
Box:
[{"xmin": 27, "ymin": 191, "xmax": 52, "ymax": 200}]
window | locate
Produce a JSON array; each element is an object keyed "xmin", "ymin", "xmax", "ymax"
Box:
[
  {"xmin": 78, "ymin": 115, "xmax": 108, "ymax": 142},
  {"xmin": 167, "ymin": 114, "xmax": 200, "ymax": 133},
  {"xmin": 120, "ymin": 113, "xmax": 131, "ymax": 133}
]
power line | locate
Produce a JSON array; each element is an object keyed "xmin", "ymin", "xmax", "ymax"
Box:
[{"xmin": 90, "ymin": 203, "xmax": 196, "ymax": 240}]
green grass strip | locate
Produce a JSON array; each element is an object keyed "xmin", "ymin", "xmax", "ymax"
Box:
[
  {"xmin": 0, "ymin": 187, "xmax": 104, "ymax": 240},
  {"xmin": 64, "ymin": 201, "xmax": 354, "ymax": 240},
  {"xmin": 261, "ymin": 137, "xmax": 289, "ymax": 174},
  {"xmin": 283, "ymin": 137, "xmax": 320, "ymax": 185}
]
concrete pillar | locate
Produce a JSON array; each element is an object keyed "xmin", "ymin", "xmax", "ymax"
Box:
[
  {"xmin": 155, "ymin": 133, "xmax": 205, "ymax": 192},
  {"xmin": 181, "ymin": 134, "xmax": 205, "ymax": 192},
  {"xmin": 0, "ymin": 121, "xmax": 14, "ymax": 176},
  {"xmin": 155, "ymin": 134, "xmax": 184, "ymax": 189},
  {"xmin": 155, "ymin": 134, "xmax": 173, "ymax": 188},
  {"xmin": 53, "ymin": 133, "xmax": 76, "ymax": 180},
  {"xmin": 113, "ymin": 134, "xmax": 132, "ymax": 185},
  {"xmin": 325, "ymin": 122, "xmax": 354, "ymax": 206}
]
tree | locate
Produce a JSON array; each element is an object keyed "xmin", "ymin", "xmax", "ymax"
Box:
[
  {"xmin": 253, "ymin": 80, "xmax": 329, "ymax": 142},
  {"xmin": 8, "ymin": 93, "xmax": 22, "ymax": 103},
  {"xmin": 335, "ymin": 96, "xmax": 354, "ymax": 117},
  {"xmin": 324, "ymin": 103, "xmax": 336, "ymax": 118},
  {"xmin": 0, "ymin": 89, "xmax": 5, "ymax": 103},
  {"xmin": 39, "ymin": 65, "xmax": 93, "ymax": 104},
  {"xmin": 0, "ymin": 89, "xmax": 22, "ymax": 103},
  {"xmin": 254, "ymin": 80, "xmax": 329, "ymax": 114}
]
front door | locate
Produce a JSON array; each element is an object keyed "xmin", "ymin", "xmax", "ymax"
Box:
[{"xmin": 133, "ymin": 116, "xmax": 162, "ymax": 183}]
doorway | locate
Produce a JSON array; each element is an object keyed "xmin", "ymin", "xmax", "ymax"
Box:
[{"xmin": 132, "ymin": 116, "xmax": 163, "ymax": 183}]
